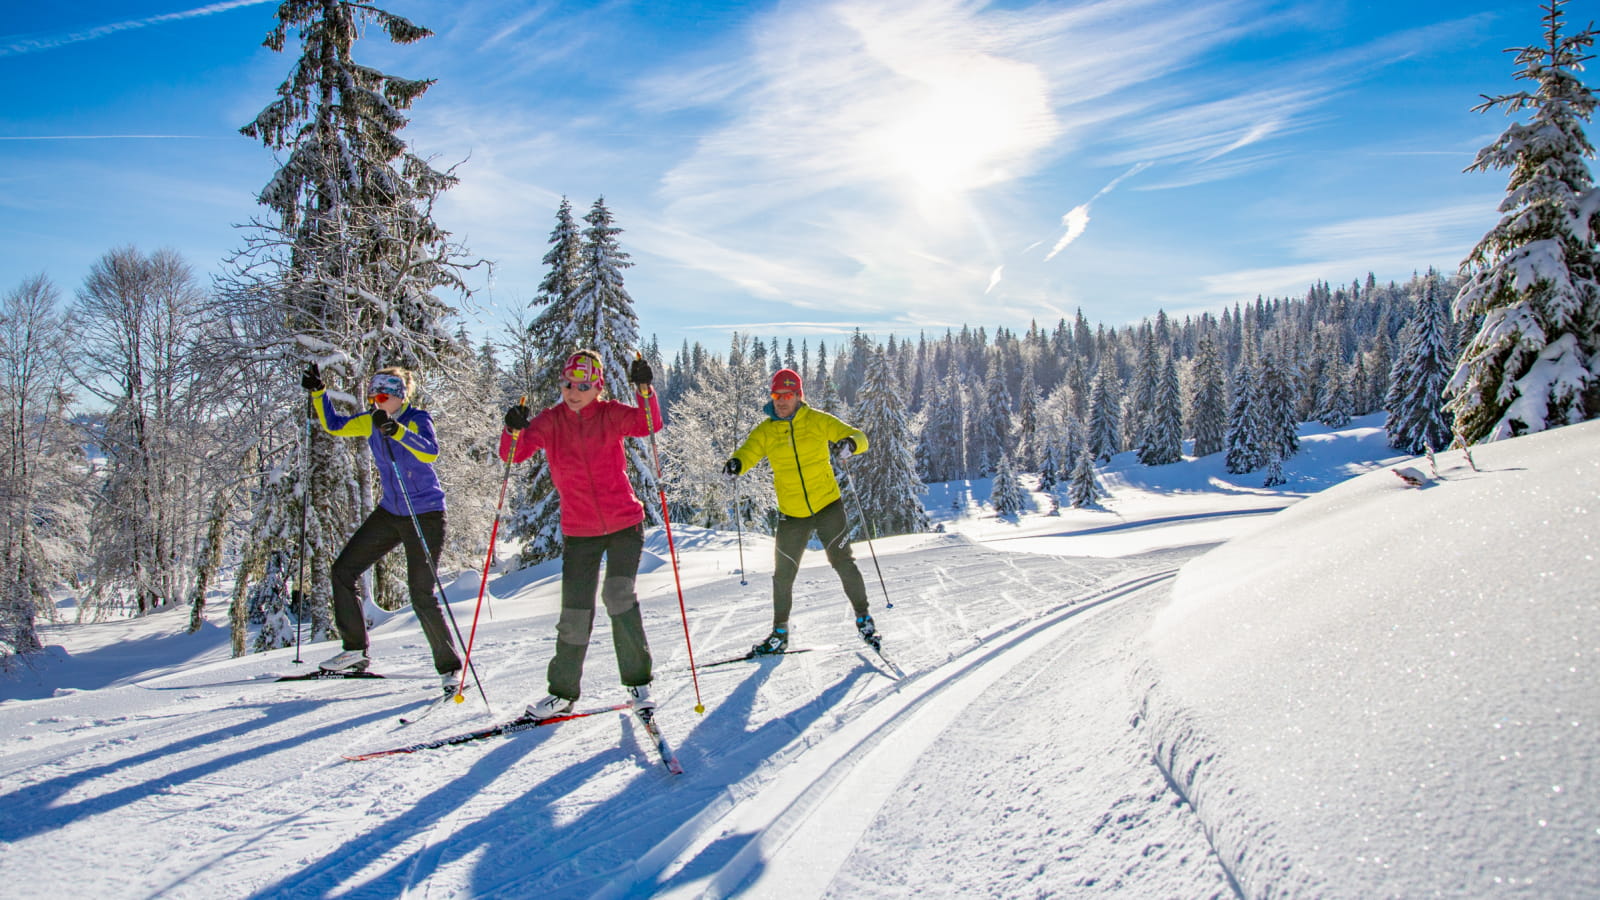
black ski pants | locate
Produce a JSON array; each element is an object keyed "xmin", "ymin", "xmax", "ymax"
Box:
[
  {"xmin": 548, "ymin": 522, "xmax": 653, "ymax": 701},
  {"xmin": 772, "ymin": 499, "xmax": 869, "ymax": 629},
  {"xmin": 330, "ymin": 507, "xmax": 461, "ymax": 675}
]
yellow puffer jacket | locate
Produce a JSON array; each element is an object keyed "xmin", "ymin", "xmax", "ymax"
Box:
[{"xmin": 732, "ymin": 403, "xmax": 868, "ymax": 518}]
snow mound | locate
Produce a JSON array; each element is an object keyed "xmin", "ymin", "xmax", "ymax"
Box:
[{"xmin": 1142, "ymin": 419, "xmax": 1600, "ymax": 897}]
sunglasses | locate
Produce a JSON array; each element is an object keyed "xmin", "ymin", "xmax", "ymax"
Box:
[
  {"xmin": 370, "ymin": 393, "xmax": 394, "ymax": 404},
  {"xmin": 771, "ymin": 391, "xmax": 797, "ymax": 401},
  {"xmin": 561, "ymin": 380, "xmax": 597, "ymax": 392}
]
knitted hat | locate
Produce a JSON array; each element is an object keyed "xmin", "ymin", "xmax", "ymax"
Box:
[
  {"xmin": 770, "ymin": 368, "xmax": 803, "ymax": 396},
  {"xmin": 562, "ymin": 351, "xmax": 604, "ymax": 385}
]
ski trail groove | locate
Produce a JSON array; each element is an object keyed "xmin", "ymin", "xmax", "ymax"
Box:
[{"xmin": 602, "ymin": 568, "xmax": 1177, "ymax": 899}]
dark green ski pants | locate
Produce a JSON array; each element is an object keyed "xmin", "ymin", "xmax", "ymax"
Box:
[
  {"xmin": 548, "ymin": 522, "xmax": 653, "ymax": 700},
  {"xmin": 772, "ymin": 499, "xmax": 870, "ymax": 629}
]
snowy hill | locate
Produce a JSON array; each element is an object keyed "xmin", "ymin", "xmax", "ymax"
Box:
[{"xmin": 2, "ymin": 416, "xmax": 1596, "ymax": 898}]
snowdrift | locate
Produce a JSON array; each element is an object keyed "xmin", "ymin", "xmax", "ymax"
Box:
[{"xmin": 1142, "ymin": 419, "xmax": 1600, "ymax": 897}]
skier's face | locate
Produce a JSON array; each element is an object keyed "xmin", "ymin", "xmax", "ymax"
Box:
[
  {"xmin": 771, "ymin": 391, "xmax": 799, "ymax": 418},
  {"xmin": 372, "ymin": 394, "xmax": 404, "ymax": 415},
  {"xmin": 561, "ymin": 379, "xmax": 600, "ymax": 412}
]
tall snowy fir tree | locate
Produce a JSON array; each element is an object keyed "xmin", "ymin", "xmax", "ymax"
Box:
[
  {"xmin": 658, "ymin": 336, "xmax": 774, "ymax": 533},
  {"xmin": 1259, "ymin": 347, "xmax": 1301, "ymax": 464},
  {"xmin": 230, "ymin": 0, "xmax": 475, "ymax": 650},
  {"xmin": 506, "ymin": 198, "xmax": 585, "ymax": 566},
  {"xmin": 1087, "ymin": 367, "xmax": 1121, "ymax": 462},
  {"xmin": 1448, "ymin": 0, "xmax": 1600, "ymax": 442},
  {"xmin": 915, "ymin": 373, "xmax": 965, "ymax": 483},
  {"xmin": 1067, "ymin": 447, "xmax": 1101, "ymax": 509},
  {"xmin": 1315, "ymin": 360, "xmax": 1354, "ymax": 428},
  {"xmin": 1189, "ymin": 336, "xmax": 1228, "ymax": 457},
  {"xmin": 1225, "ymin": 361, "xmax": 1267, "ymax": 474},
  {"xmin": 967, "ymin": 359, "xmax": 1011, "ymax": 475},
  {"xmin": 848, "ymin": 350, "xmax": 929, "ymax": 537},
  {"xmin": 1387, "ymin": 271, "xmax": 1458, "ymax": 453},
  {"xmin": 1138, "ymin": 353, "xmax": 1184, "ymax": 465},
  {"xmin": 989, "ymin": 453, "xmax": 1026, "ymax": 517}
]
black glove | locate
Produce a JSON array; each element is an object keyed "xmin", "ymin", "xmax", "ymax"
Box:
[
  {"xmin": 834, "ymin": 437, "xmax": 857, "ymax": 456},
  {"xmin": 371, "ymin": 408, "xmax": 400, "ymax": 437},
  {"xmin": 301, "ymin": 363, "xmax": 323, "ymax": 392},
  {"xmin": 504, "ymin": 404, "xmax": 531, "ymax": 431},
  {"xmin": 723, "ymin": 458, "xmax": 742, "ymax": 476},
  {"xmin": 629, "ymin": 356, "xmax": 653, "ymax": 386}
]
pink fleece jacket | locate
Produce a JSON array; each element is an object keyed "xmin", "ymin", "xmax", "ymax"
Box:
[{"xmin": 498, "ymin": 390, "xmax": 663, "ymax": 537}]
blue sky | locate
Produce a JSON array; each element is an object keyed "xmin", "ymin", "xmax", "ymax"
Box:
[{"xmin": 0, "ymin": 0, "xmax": 1564, "ymax": 352}]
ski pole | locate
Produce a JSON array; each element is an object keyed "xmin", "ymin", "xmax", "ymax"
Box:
[
  {"xmin": 293, "ymin": 392, "xmax": 313, "ymax": 664},
  {"xmin": 379, "ymin": 434, "xmax": 492, "ymax": 710},
  {"xmin": 636, "ymin": 352, "xmax": 705, "ymax": 714},
  {"xmin": 836, "ymin": 454, "xmax": 894, "ymax": 609},
  {"xmin": 731, "ymin": 470, "xmax": 747, "ymax": 586},
  {"xmin": 454, "ymin": 395, "xmax": 526, "ymax": 704}
]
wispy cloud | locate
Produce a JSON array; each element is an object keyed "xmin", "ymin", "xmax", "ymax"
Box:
[
  {"xmin": 1045, "ymin": 162, "xmax": 1150, "ymax": 261},
  {"xmin": 0, "ymin": 0, "xmax": 275, "ymax": 57}
]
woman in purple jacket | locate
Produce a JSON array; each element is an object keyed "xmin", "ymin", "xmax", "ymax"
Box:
[{"xmin": 302, "ymin": 363, "xmax": 462, "ymax": 695}]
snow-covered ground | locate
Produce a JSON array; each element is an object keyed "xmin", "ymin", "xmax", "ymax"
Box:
[{"xmin": 3, "ymin": 414, "xmax": 1596, "ymax": 898}]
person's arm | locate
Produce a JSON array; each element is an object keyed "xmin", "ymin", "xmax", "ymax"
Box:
[
  {"xmin": 729, "ymin": 424, "xmax": 768, "ymax": 474},
  {"xmin": 620, "ymin": 388, "xmax": 664, "ymax": 437},
  {"xmin": 385, "ymin": 409, "xmax": 439, "ymax": 463},
  {"xmin": 821, "ymin": 411, "xmax": 869, "ymax": 456},
  {"xmin": 499, "ymin": 408, "xmax": 545, "ymax": 464},
  {"xmin": 312, "ymin": 390, "xmax": 370, "ymax": 437}
]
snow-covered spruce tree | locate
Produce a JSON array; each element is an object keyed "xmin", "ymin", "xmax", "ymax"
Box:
[
  {"xmin": 989, "ymin": 452, "xmax": 1026, "ymax": 517},
  {"xmin": 915, "ymin": 372, "xmax": 965, "ymax": 483},
  {"xmin": 506, "ymin": 198, "xmax": 585, "ymax": 566},
  {"xmin": 967, "ymin": 358, "xmax": 1011, "ymax": 476},
  {"xmin": 849, "ymin": 349, "xmax": 929, "ymax": 537},
  {"xmin": 427, "ymin": 333, "xmax": 504, "ymax": 570},
  {"xmin": 1087, "ymin": 366, "xmax": 1121, "ymax": 462},
  {"xmin": 1386, "ymin": 271, "xmax": 1457, "ymax": 452},
  {"xmin": 1068, "ymin": 447, "xmax": 1102, "ymax": 509},
  {"xmin": 1013, "ymin": 364, "xmax": 1040, "ymax": 471},
  {"xmin": 1448, "ymin": 0, "xmax": 1600, "ymax": 442},
  {"xmin": 1138, "ymin": 352, "xmax": 1183, "ymax": 466},
  {"xmin": 232, "ymin": 1, "xmax": 476, "ymax": 648},
  {"xmin": 1224, "ymin": 361, "xmax": 1268, "ymax": 474},
  {"xmin": 1315, "ymin": 359, "xmax": 1354, "ymax": 428},
  {"xmin": 1257, "ymin": 346, "xmax": 1301, "ymax": 463},
  {"xmin": 1128, "ymin": 326, "xmax": 1160, "ymax": 458},
  {"xmin": 1188, "ymin": 335, "xmax": 1228, "ymax": 456},
  {"xmin": 0, "ymin": 275, "xmax": 86, "ymax": 658}
]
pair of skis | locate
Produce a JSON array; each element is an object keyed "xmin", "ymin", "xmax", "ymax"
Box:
[
  {"xmin": 695, "ymin": 641, "xmax": 904, "ymax": 680},
  {"xmin": 347, "ymin": 702, "xmax": 684, "ymax": 775}
]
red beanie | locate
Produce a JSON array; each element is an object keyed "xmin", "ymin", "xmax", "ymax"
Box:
[{"xmin": 770, "ymin": 368, "xmax": 803, "ymax": 396}]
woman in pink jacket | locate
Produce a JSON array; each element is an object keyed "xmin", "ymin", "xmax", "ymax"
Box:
[{"xmin": 499, "ymin": 350, "xmax": 663, "ymax": 720}]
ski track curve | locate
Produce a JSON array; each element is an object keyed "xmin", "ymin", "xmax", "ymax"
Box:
[{"xmin": 600, "ymin": 569, "xmax": 1178, "ymax": 899}]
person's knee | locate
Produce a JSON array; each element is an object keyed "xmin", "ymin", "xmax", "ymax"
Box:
[
  {"xmin": 555, "ymin": 607, "xmax": 593, "ymax": 645},
  {"xmin": 601, "ymin": 576, "xmax": 637, "ymax": 617}
]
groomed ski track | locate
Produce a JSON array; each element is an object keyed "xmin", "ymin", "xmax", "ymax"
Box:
[
  {"xmin": 1, "ymin": 534, "xmax": 1235, "ymax": 898},
  {"xmin": 604, "ymin": 569, "xmax": 1189, "ymax": 899}
]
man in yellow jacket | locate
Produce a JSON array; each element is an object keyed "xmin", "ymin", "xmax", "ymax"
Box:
[{"xmin": 725, "ymin": 368, "xmax": 880, "ymax": 655}]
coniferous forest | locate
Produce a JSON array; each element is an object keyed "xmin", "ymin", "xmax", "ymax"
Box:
[{"xmin": 2, "ymin": 0, "xmax": 1597, "ymax": 664}]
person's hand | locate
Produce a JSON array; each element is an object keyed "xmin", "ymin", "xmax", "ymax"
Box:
[
  {"xmin": 504, "ymin": 404, "xmax": 531, "ymax": 432},
  {"xmin": 629, "ymin": 356, "xmax": 653, "ymax": 386},
  {"xmin": 301, "ymin": 363, "xmax": 323, "ymax": 392},
  {"xmin": 835, "ymin": 437, "xmax": 857, "ymax": 456},
  {"xmin": 723, "ymin": 458, "xmax": 742, "ymax": 476},
  {"xmin": 371, "ymin": 408, "xmax": 400, "ymax": 437}
]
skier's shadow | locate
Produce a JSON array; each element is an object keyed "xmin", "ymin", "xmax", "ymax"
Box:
[
  {"xmin": 0, "ymin": 694, "xmax": 387, "ymax": 843},
  {"xmin": 238, "ymin": 657, "xmax": 877, "ymax": 899}
]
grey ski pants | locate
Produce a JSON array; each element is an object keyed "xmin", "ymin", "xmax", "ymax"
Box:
[{"xmin": 772, "ymin": 499, "xmax": 869, "ymax": 628}]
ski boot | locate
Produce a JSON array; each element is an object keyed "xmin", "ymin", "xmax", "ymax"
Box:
[
  {"xmin": 626, "ymin": 683, "xmax": 656, "ymax": 712},
  {"xmin": 525, "ymin": 694, "xmax": 575, "ymax": 721},
  {"xmin": 752, "ymin": 627, "xmax": 789, "ymax": 655},
  {"xmin": 319, "ymin": 649, "xmax": 370, "ymax": 673},
  {"xmin": 856, "ymin": 615, "xmax": 881, "ymax": 652}
]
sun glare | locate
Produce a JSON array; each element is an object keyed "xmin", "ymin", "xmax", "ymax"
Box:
[{"xmin": 860, "ymin": 54, "xmax": 1056, "ymax": 205}]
